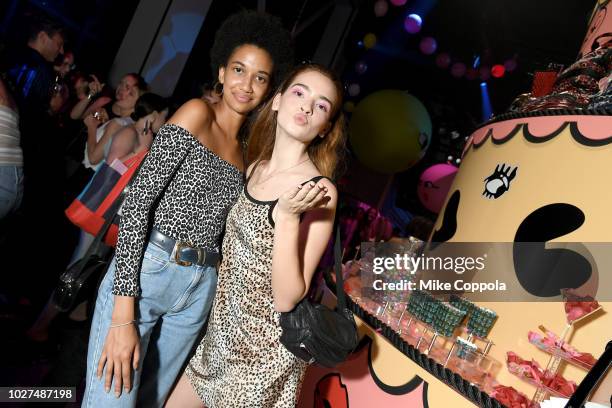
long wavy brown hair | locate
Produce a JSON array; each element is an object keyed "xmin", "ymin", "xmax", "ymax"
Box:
[{"xmin": 245, "ymin": 63, "xmax": 346, "ymax": 179}]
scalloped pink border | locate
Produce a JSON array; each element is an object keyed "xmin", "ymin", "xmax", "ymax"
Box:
[{"xmin": 463, "ymin": 115, "xmax": 612, "ymax": 156}]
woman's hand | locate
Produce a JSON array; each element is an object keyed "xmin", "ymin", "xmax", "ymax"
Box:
[
  {"xmin": 84, "ymin": 109, "xmax": 109, "ymax": 129},
  {"xmin": 84, "ymin": 112, "xmax": 99, "ymax": 129},
  {"xmin": 97, "ymin": 322, "xmax": 140, "ymax": 397},
  {"xmin": 87, "ymin": 75, "xmax": 104, "ymax": 97},
  {"xmin": 277, "ymin": 181, "xmax": 330, "ymax": 218}
]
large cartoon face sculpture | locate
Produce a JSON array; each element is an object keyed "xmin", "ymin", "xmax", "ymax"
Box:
[{"xmin": 431, "ymin": 113, "xmax": 612, "ymax": 301}]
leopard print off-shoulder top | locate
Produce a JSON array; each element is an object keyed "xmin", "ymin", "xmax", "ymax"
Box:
[{"xmin": 113, "ymin": 124, "xmax": 243, "ymax": 297}]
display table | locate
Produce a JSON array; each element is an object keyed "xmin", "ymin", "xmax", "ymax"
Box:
[{"xmin": 298, "ymin": 281, "xmax": 503, "ymax": 408}]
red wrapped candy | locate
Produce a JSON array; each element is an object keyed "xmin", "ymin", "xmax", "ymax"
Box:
[{"xmin": 492, "ymin": 385, "xmax": 539, "ymax": 408}]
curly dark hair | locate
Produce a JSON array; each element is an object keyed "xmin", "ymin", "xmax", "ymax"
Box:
[{"xmin": 209, "ymin": 10, "xmax": 294, "ymax": 90}]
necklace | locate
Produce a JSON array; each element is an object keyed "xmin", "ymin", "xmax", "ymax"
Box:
[{"xmin": 254, "ymin": 158, "xmax": 311, "ymax": 185}]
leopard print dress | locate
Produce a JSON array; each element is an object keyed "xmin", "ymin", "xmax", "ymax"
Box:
[{"xmin": 184, "ymin": 176, "xmax": 324, "ymax": 407}]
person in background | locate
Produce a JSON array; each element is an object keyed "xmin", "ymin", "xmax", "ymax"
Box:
[
  {"xmin": 106, "ymin": 93, "xmax": 170, "ymax": 163},
  {"xmin": 25, "ymin": 95, "xmax": 172, "ymax": 396},
  {"xmin": 82, "ymin": 73, "xmax": 148, "ymax": 169},
  {"xmin": 53, "ymin": 50, "xmax": 75, "ymax": 78},
  {"xmin": 4, "ymin": 13, "xmax": 65, "ymax": 198},
  {"xmin": 83, "ymin": 10, "xmax": 293, "ymax": 407},
  {"xmin": 26, "ymin": 93, "xmax": 170, "ymax": 344},
  {"xmin": 63, "ymin": 73, "xmax": 148, "ymax": 205},
  {"xmin": 0, "ymin": 77, "xmax": 23, "ymax": 220},
  {"xmin": 5, "ymin": 13, "xmax": 65, "ymax": 119},
  {"xmin": 3, "ymin": 13, "xmax": 69, "ymax": 310},
  {"xmin": 359, "ymin": 207, "xmax": 393, "ymax": 242},
  {"xmin": 200, "ymin": 82, "xmax": 223, "ymax": 104}
]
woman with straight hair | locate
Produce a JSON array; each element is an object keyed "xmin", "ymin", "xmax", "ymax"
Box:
[{"xmin": 167, "ymin": 63, "xmax": 346, "ymax": 408}]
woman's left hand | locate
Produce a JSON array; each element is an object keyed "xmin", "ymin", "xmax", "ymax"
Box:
[{"xmin": 277, "ymin": 181, "xmax": 330, "ymax": 217}]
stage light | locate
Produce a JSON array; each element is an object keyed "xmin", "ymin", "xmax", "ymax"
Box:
[
  {"xmin": 480, "ymin": 81, "xmax": 493, "ymax": 121},
  {"xmin": 435, "ymin": 53, "xmax": 451, "ymax": 68},
  {"xmin": 419, "ymin": 37, "xmax": 437, "ymax": 55},
  {"xmin": 473, "ymin": 55, "xmax": 481, "ymax": 69},
  {"xmin": 450, "ymin": 62, "xmax": 466, "ymax": 78},
  {"xmin": 355, "ymin": 61, "xmax": 368, "ymax": 74},
  {"xmin": 491, "ymin": 64, "xmax": 505, "ymax": 78},
  {"xmin": 374, "ymin": 0, "xmax": 388, "ymax": 17},
  {"xmin": 404, "ymin": 14, "xmax": 422, "ymax": 34},
  {"xmin": 363, "ymin": 33, "xmax": 377, "ymax": 49}
]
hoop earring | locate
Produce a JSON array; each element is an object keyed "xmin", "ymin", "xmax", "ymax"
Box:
[{"xmin": 213, "ymin": 82, "xmax": 224, "ymax": 96}]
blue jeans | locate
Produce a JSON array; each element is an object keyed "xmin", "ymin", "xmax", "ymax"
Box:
[
  {"xmin": 83, "ymin": 241, "xmax": 217, "ymax": 407},
  {"xmin": 0, "ymin": 165, "xmax": 23, "ymax": 219}
]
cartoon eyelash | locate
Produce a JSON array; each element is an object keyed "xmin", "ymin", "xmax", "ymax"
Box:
[{"xmin": 482, "ymin": 163, "xmax": 518, "ymax": 199}]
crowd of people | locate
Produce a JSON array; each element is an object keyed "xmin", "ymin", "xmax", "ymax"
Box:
[{"xmin": 0, "ymin": 9, "xmax": 418, "ymax": 408}]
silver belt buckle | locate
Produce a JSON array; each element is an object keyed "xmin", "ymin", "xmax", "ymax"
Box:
[
  {"xmin": 174, "ymin": 241, "xmax": 205, "ymax": 266},
  {"xmin": 174, "ymin": 241, "xmax": 193, "ymax": 266}
]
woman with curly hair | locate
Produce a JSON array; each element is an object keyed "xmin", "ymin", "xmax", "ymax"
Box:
[
  {"xmin": 166, "ymin": 63, "xmax": 346, "ymax": 408},
  {"xmin": 82, "ymin": 11, "xmax": 293, "ymax": 408}
]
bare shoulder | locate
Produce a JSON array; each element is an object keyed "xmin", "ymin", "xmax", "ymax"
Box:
[
  {"xmin": 318, "ymin": 177, "xmax": 338, "ymax": 201},
  {"xmin": 167, "ymin": 98, "xmax": 214, "ymax": 136},
  {"xmin": 104, "ymin": 117, "xmax": 125, "ymax": 133}
]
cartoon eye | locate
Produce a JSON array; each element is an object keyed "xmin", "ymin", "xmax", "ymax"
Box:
[{"xmin": 482, "ymin": 163, "xmax": 517, "ymax": 199}]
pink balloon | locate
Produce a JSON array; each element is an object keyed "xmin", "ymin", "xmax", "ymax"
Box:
[
  {"xmin": 417, "ymin": 164, "xmax": 459, "ymax": 213},
  {"xmin": 390, "ymin": 0, "xmax": 407, "ymax": 5},
  {"xmin": 450, "ymin": 62, "xmax": 466, "ymax": 78},
  {"xmin": 404, "ymin": 14, "xmax": 422, "ymax": 34},
  {"xmin": 374, "ymin": 0, "xmax": 388, "ymax": 16},
  {"xmin": 435, "ymin": 53, "xmax": 451, "ymax": 69},
  {"xmin": 419, "ymin": 37, "xmax": 437, "ymax": 55}
]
